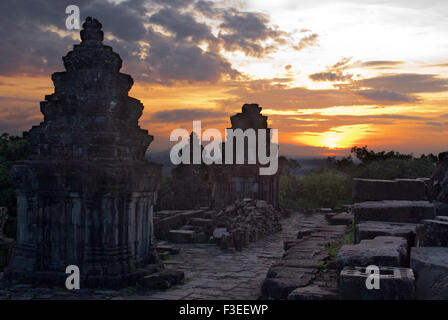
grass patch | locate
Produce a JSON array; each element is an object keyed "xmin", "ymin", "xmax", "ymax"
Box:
[{"xmin": 327, "ymin": 221, "xmax": 355, "ymax": 259}]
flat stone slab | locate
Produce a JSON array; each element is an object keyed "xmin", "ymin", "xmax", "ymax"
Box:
[
  {"xmin": 353, "ymin": 200, "xmax": 435, "ymax": 224},
  {"xmin": 352, "ymin": 178, "xmax": 426, "ymax": 201},
  {"xmin": 287, "ymin": 285, "xmax": 338, "ymax": 300},
  {"xmin": 339, "ymin": 266, "xmax": 415, "ymax": 300},
  {"xmin": 189, "ymin": 218, "xmax": 214, "ymax": 227},
  {"xmin": 329, "ymin": 212, "xmax": 353, "ymax": 226},
  {"xmin": 416, "ymin": 218, "xmax": 448, "ymax": 247},
  {"xmin": 169, "ymin": 230, "xmax": 196, "ymax": 243},
  {"xmin": 261, "ymin": 267, "xmax": 316, "ymax": 299},
  {"xmin": 410, "ymin": 247, "xmax": 448, "ymax": 300},
  {"xmin": 297, "ymin": 229, "xmax": 313, "ymax": 239},
  {"xmin": 355, "ymin": 221, "xmax": 418, "ymax": 246},
  {"xmin": 138, "ymin": 270, "xmax": 185, "ymax": 290},
  {"xmin": 336, "ymin": 236, "xmax": 408, "ymax": 271}
]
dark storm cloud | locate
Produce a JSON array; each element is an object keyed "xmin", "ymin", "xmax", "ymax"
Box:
[
  {"xmin": 195, "ymin": 0, "xmax": 216, "ymax": 15},
  {"xmin": 0, "ymin": 0, "xmax": 296, "ymax": 84},
  {"xmin": 218, "ymin": 10, "xmax": 288, "ymax": 57},
  {"xmin": 151, "ymin": 108, "xmax": 227, "ymax": 123},
  {"xmin": 143, "ymin": 30, "xmax": 240, "ymax": 83},
  {"xmin": 149, "ymin": 7, "xmax": 214, "ymax": 42},
  {"xmin": 152, "ymin": 0, "xmax": 195, "ymax": 8}
]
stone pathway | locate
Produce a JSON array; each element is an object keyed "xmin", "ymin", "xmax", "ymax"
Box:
[
  {"xmin": 0, "ymin": 212, "xmax": 338, "ymax": 300},
  {"xmin": 126, "ymin": 211, "xmax": 309, "ymax": 300}
]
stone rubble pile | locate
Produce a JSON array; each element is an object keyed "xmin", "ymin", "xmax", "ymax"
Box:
[
  {"xmin": 153, "ymin": 199, "xmax": 282, "ymax": 251},
  {"xmin": 213, "ymin": 199, "xmax": 282, "ymax": 250}
]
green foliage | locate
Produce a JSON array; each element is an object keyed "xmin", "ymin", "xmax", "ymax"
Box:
[
  {"xmin": 0, "ymin": 133, "xmax": 30, "ymax": 238},
  {"xmin": 280, "ymin": 146, "xmax": 437, "ymax": 211},
  {"xmin": 155, "ymin": 176, "xmax": 174, "ymax": 211},
  {"xmin": 280, "ymin": 170, "xmax": 352, "ymax": 211},
  {"xmin": 328, "ymin": 221, "xmax": 354, "ymax": 259},
  {"xmin": 350, "ymin": 158, "xmax": 435, "ymax": 180}
]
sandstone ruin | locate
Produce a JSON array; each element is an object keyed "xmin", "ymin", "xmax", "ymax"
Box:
[{"xmin": 4, "ymin": 18, "xmax": 162, "ymax": 287}]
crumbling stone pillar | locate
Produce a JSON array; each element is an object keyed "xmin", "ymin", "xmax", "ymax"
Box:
[
  {"xmin": 5, "ymin": 18, "xmax": 161, "ymax": 287},
  {"xmin": 211, "ymin": 104, "xmax": 280, "ymax": 209}
]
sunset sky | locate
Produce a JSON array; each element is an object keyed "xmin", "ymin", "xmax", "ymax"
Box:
[{"xmin": 0, "ymin": 0, "xmax": 447, "ymax": 157}]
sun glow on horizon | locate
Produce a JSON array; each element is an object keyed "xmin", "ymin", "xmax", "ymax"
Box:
[{"xmin": 295, "ymin": 124, "xmax": 372, "ymax": 149}]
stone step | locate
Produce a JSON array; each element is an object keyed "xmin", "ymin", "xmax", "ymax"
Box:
[
  {"xmin": 336, "ymin": 236, "xmax": 408, "ymax": 271},
  {"xmin": 189, "ymin": 218, "xmax": 214, "ymax": 228},
  {"xmin": 339, "ymin": 266, "xmax": 415, "ymax": 300},
  {"xmin": 155, "ymin": 245, "xmax": 180, "ymax": 255},
  {"xmin": 297, "ymin": 229, "xmax": 313, "ymax": 239},
  {"xmin": 355, "ymin": 221, "xmax": 419, "ymax": 246},
  {"xmin": 329, "ymin": 212, "xmax": 353, "ymax": 226},
  {"xmin": 352, "ymin": 178, "xmax": 426, "ymax": 201},
  {"xmin": 353, "ymin": 200, "xmax": 435, "ymax": 224},
  {"xmin": 168, "ymin": 230, "xmax": 196, "ymax": 243}
]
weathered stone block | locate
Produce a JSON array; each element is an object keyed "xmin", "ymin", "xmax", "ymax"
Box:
[
  {"xmin": 261, "ymin": 266, "xmax": 316, "ymax": 299},
  {"xmin": 353, "ymin": 200, "xmax": 435, "ymax": 224},
  {"xmin": 297, "ymin": 229, "xmax": 313, "ymax": 239},
  {"xmin": 329, "ymin": 212, "xmax": 353, "ymax": 226},
  {"xmin": 287, "ymin": 285, "xmax": 338, "ymax": 300},
  {"xmin": 352, "ymin": 178, "xmax": 426, "ymax": 201},
  {"xmin": 138, "ymin": 270, "xmax": 184, "ymax": 290},
  {"xmin": 410, "ymin": 247, "xmax": 448, "ymax": 299},
  {"xmin": 416, "ymin": 218, "xmax": 448, "ymax": 247},
  {"xmin": 355, "ymin": 221, "xmax": 418, "ymax": 247},
  {"xmin": 339, "ymin": 266, "xmax": 415, "ymax": 300},
  {"xmin": 0, "ymin": 238, "xmax": 14, "ymax": 271},
  {"xmin": 336, "ymin": 236, "xmax": 408, "ymax": 271},
  {"xmin": 179, "ymin": 210, "xmax": 206, "ymax": 223},
  {"xmin": 169, "ymin": 230, "xmax": 196, "ymax": 243},
  {"xmin": 189, "ymin": 218, "xmax": 214, "ymax": 228}
]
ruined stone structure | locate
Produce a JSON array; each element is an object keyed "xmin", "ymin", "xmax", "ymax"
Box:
[
  {"xmin": 211, "ymin": 104, "xmax": 280, "ymax": 209},
  {"xmin": 156, "ymin": 133, "xmax": 212, "ymax": 210},
  {"xmin": 158, "ymin": 104, "xmax": 280, "ymax": 210},
  {"xmin": 5, "ymin": 18, "xmax": 161, "ymax": 287}
]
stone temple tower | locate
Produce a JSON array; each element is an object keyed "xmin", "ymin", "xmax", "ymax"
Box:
[{"xmin": 5, "ymin": 18, "xmax": 162, "ymax": 287}]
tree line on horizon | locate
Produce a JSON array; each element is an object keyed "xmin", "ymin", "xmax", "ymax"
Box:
[{"xmin": 279, "ymin": 145, "xmax": 438, "ymax": 211}]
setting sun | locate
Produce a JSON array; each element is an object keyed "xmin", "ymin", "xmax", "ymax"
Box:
[{"xmin": 295, "ymin": 124, "xmax": 372, "ymax": 149}]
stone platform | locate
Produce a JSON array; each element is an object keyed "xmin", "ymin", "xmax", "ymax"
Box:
[
  {"xmin": 336, "ymin": 236, "xmax": 408, "ymax": 271},
  {"xmin": 353, "ymin": 200, "xmax": 435, "ymax": 224}
]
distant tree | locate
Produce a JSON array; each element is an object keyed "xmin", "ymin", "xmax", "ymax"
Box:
[
  {"xmin": 278, "ymin": 156, "xmax": 301, "ymax": 176},
  {"xmin": 350, "ymin": 145, "xmax": 413, "ymax": 164}
]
